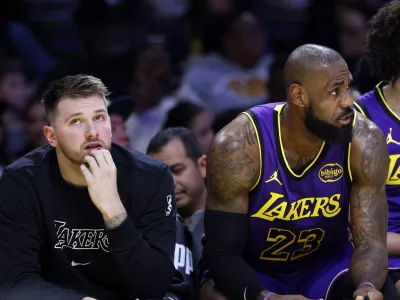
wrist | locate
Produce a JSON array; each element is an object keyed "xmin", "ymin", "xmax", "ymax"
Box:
[
  {"xmin": 102, "ymin": 201, "xmax": 127, "ymax": 229},
  {"xmin": 357, "ymin": 281, "xmax": 376, "ymax": 290},
  {"xmin": 258, "ymin": 290, "xmax": 278, "ymax": 300},
  {"xmin": 100, "ymin": 198, "xmax": 126, "ymax": 219}
]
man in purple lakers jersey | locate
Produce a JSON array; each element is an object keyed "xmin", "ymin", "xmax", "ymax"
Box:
[
  {"xmin": 200, "ymin": 44, "xmax": 392, "ymax": 300},
  {"xmin": 353, "ymin": 0, "xmax": 400, "ymax": 293}
]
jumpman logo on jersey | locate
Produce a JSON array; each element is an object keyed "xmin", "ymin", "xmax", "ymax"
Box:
[
  {"xmin": 386, "ymin": 128, "xmax": 400, "ymax": 146},
  {"xmin": 265, "ymin": 169, "xmax": 283, "ymax": 186}
]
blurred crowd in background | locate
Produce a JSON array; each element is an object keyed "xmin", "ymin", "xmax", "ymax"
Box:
[{"xmin": 0, "ymin": 0, "xmax": 390, "ymax": 175}]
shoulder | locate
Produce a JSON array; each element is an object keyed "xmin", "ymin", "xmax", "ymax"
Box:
[
  {"xmin": 4, "ymin": 145, "xmax": 54, "ymax": 181},
  {"xmin": 351, "ymin": 112, "xmax": 385, "ymax": 146},
  {"xmin": 111, "ymin": 144, "xmax": 170, "ymax": 181},
  {"xmin": 213, "ymin": 112, "xmax": 257, "ymax": 148},
  {"xmin": 208, "ymin": 112, "xmax": 260, "ymax": 186},
  {"xmin": 357, "ymin": 89, "xmax": 376, "ymax": 103},
  {"xmin": 350, "ymin": 112, "xmax": 388, "ymax": 184}
]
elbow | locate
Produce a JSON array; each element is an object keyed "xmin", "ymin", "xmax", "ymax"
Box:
[{"xmin": 128, "ymin": 256, "xmax": 175, "ymax": 298}]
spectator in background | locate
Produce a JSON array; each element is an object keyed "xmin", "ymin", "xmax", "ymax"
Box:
[
  {"xmin": 147, "ymin": 127, "xmax": 207, "ymax": 277},
  {"xmin": 164, "ymin": 102, "xmax": 214, "ymax": 154},
  {"xmin": 186, "ymin": 0, "xmax": 237, "ymax": 57},
  {"xmin": 178, "ymin": 11, "xmax": 273, "ymax": 114},
  {"xmin": 336, "ymin": 2, "xmax": 367, "ymax": 73},
  {"xmin": 17, "ymin": 98, "xmax": 47, "ymax": 157},
  {"xmin": 0, "ymin": 57, "xmax": 35, "ymax": 157},
  {"xmin": 107, "ymin": 95, "xmax": 132, "ymax": 148},
  {"xmin": 125, "ymin": 36, "xmax": 178, "ymax": 153},
  {"xmin": 0, "ymin": 57, "xmax": 33, "ymax": 111},
  {"xmin": 266, "ymin": 54, "xmax": 288, "ymax": 103},
  {"xmin": 212, "ymin": 108, "xmax": 243, "ymax": 133}
]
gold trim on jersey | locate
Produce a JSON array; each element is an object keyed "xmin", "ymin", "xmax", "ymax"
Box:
[
  {"xmin": 241, "ymin": 112, "xmax": 262, "ymax": 191},
  {"xmin": 376, "ymin": 81, "xmax": 400, "ymax": 121},
  {"xmin": 274, "ymin": 104, "xmax": 325, "ymax": 178},
  {"xmin": 347, "ymin": 110, "xmax": 357, "ymax": 183},
  {"xmin": 352, "ymin": 101, "xmax": 366, "ymax": 117}
]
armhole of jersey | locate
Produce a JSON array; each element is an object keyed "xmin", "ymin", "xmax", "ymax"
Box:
[
  {"xmin": 346, "ymin": 110, "xmax": 358, "ymax": 183},
  {"xmin": 240, "ymin": 110, "xmax": 263, "ymax": 192}
]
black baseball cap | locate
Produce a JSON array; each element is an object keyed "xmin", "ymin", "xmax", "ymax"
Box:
[{"xmin": 107, "ymin": 95, "xmax": 134, "ymax": 121}]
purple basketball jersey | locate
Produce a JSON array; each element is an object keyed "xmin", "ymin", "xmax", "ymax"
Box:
[
  {"xmin": 241, "ymin": 103, "xmax": 355, "ymax": 297},
  {"xmin": 355, "ymin": 82, "xmax": 400, "ymax": 270}
]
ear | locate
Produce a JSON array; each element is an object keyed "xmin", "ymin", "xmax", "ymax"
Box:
[
  {"xmin": 289, "ymin": 83, "xmax": 308, "ymax": 108},
  {"xmin": 197, "ymin": 154, "xmax": 207, "ymax": 179},
  {"xmin": 43, "ymin": 125, "xmax": 57, "ymax": 147}
]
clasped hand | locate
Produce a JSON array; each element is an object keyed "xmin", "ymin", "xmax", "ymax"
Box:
[
  {"xmin": 353, "ymin": 285, "xmax": 383, "ymax": 300},
  {"xmin": 80, "ymin": 149, "xmax": 122, "ymax": 215}
]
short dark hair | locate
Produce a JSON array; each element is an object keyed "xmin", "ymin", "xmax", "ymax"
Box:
[
  {"xmin": 146, "ymin": 127, "xmax": 203, "ymax": 161},
  {"xmin": 163, "ymin": 101, "xmax": 205, "ymax": 129},
  {"xmin": 361, "ymin": 1, "xmax": 400, "ymax": 81},
  {"xmin": 41, "ymin": 74, "xmax": 110, "ymax": 124}
]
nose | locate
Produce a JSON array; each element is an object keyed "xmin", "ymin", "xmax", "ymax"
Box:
[
  {"xmin": 339, "ymin": 89, "xmax": 353, "ymax": 110},
  {"xmin": 85, "ymin": 120, "xmax": 99, "ymax": 139}
]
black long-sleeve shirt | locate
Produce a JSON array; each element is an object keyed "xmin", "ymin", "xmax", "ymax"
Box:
[{"xmin": 0, "ymin": 143, "xmax": 176, "ymax": 300}]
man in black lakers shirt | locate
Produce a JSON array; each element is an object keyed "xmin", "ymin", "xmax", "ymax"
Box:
[{"xmin": 0, "ymin": 75, "xmax": 177, "ymax": 299}]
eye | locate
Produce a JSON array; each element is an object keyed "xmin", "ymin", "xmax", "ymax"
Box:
[
  {"xmin": 330, "ymin": 88, "xmax": 340, "ymax": 96},
  {"xmin": 94, "ymin": 115, "xmax": 105, "ymax": 121},
  {"xmin": 70, "ymin": 119, "xmax": 82, "ymax": 125}
]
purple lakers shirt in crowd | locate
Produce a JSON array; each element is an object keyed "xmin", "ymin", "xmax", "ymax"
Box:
[{"xmin": 241, "ymin": 103, "xmax": 354, "ymax": 297}]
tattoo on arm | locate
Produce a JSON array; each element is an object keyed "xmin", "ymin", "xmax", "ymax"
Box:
[
  {"xmin": 104, "ymin": 212, "xmax": 128, "ymax": 229},
  {"xmin": 206, "ymin": 114, "xmax": 260, "ymax": 213},
  {"xmin": 350, "ymin": 117, "xmax": 389, "ymax": 289}
]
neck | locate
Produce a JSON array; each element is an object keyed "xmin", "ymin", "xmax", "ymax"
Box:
[
  {"xmin": 391, "ymin": 76, "xmax": 400, "ymax": 94},
  {"xmin": 56, "ymin": 148, "xmax": 87, "ymax": 187},
  {"xmin": 180, "ymin": 185, "xmax": 207, "ymax": 226},
  {"xmin": 281, "ymin": 104, "xmax": 323, "ymax": 155},
  {"xmin": 382, "ymin": 77, "xmax": 400, "ymax": 109}
]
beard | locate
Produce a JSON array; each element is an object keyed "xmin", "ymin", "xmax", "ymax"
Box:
[
  {"xmin": 304, "ymin": 105, "xmax": 353, "ymax": 144},
  {"xmin": 58, "ymin": 139, "xmax": 111, "ymax": 164}
]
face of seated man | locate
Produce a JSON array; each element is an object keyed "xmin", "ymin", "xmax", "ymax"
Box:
[{"xmin": 110, "ymin": 114, "xmax": 130, "ymax": 147}]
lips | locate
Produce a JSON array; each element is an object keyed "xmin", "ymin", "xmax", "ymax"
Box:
[
  {"xmin": 84, "ymin": 142, "xmax": 103, "ymax": 149},
  {"xmin": 339, "ymin": 114, "xmax": 351, "ymax": 120},
  {"xmin": 338, "ymin": 110, "xmax": 354, "ymax": 121}
]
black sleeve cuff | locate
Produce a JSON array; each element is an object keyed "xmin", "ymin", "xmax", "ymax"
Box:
[{"xmin": 106, "ymin": 217, "xmax": 141, "ymax": 250}]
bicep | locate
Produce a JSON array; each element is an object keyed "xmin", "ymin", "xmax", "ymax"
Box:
[
  {"xmin": 206, "ymin": 115, "xmax": 260, "ymax": 213},
  {"xmin": 350, "ymin": 122, "xmax": 389, "ymax": 248}
]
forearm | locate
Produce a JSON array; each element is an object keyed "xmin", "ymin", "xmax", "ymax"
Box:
[
  {"xmin": 204, "ymin": 210, "xmax": 266, "ymax": 300},
  {"xmin": 207, "ymin": 254, "xmax": 266, "ymax": 300},
  {"xmin": 1, "ymin": 274, "xmax": 84, "ymax": 300},
  {"xmin": 349, "ymin": 244, "xmax": 388, "ymax": 290},
  {"xmin": 387, "ymin": 232, "xmax": 400, "ymax": 257},
  {"xmin": 106, "ymin": 218, "xmax": 175, "ymax": 298}
]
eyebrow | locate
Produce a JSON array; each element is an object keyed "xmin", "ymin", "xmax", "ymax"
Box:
[
  {"xmin": 169, "ymin": 163, "xmax": 185, "ymax": 170},
  {"xmin": 65, "ymin": 109, "xmax": 107, "ymax": 123},
  {"xmin": 327, "ymin": 76, "xmax": 353, "ymax": 89}
]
